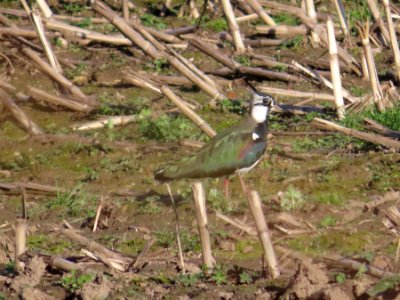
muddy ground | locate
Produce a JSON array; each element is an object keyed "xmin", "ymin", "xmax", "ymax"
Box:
[{"xmin": 0, "ymin": 0, "xmax": 400, "ymax": 299}]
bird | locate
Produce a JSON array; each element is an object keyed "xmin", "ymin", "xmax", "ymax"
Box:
[{"xmin": 154, "ymin": 92, "xmax": 275, "ymax": 183}]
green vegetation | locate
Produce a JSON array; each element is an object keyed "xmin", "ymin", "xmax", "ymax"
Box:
[
  {"xmin": 59, "ymin": 270, "xmax": 94, "ymax": 293},
  {"xmin": 367, "ymin": 275, "xmax": 400, "ymax": 297},
  {"xmin": 145, "ymin": 58, "xmax": 170, "ymax": 73},
  {"xmin": 208, "ymin": 187, "xmax": 235, "ymax": 214},
  {"xmin": 318, "ymin": 215, "xmax": 337, "ymax": 228},
  {"xmin": 28, "ymin": 234, "xmax": 72, "ymax": 254},
  {"xmin": 279, "ymin": 36, "xmax": 303, "ymax": 49},
  {"xmin": 204, "ymin": 18, "xmax": 228, "ymax": 32},
  {"xmin": 313, "ymin": 192, "xmax": 344, "ymax": 206},
  {"xmin": 335, "ymin": 272, "xmax": 346, "ymax": 283},
  {"xmin": 140, "ymin": 13, "xmax": 167, "ymax": 30},
  {"xmin": 139, "ymin": 113, "xmax": 198, "ymax": 142},
  {"xmin": 280, "ymin": 185, "xmax": 305, "ymax": 211},
  {"xmin": 71, "ymin": 18, "xmax": 92, "ymax": 29},
  {"xmin": 138, "ymin": 195, "xmax": 162, "ymax": 214},
  {"xmin": 47, "ymin": 185, "xmax": 96, "ymax": 217},
  {"xmin": 177, "ymin": 273, "xmax": 201, "ymax": 287},
  {"xmin": 211, "ymin": 266, "xmax": 228, "ymax": 285},
  {"xmin": 234, "ymin": 55, "xmax": 251, "ymax": 67},
  {"xmin": 273, "ymin": 13, "xmax": 300, "ymax": 26},
  {"xmin": 287, "ymin": 231, "xmax": 373, "ymax": 256},
  {"xmin": 154, "ymin": 229, "xmax": 201, "ymax": 252},
  {"xmin": 239, "ymin": 272, "xmax": 252, "ymax": 284},
  {"xmin": 343, "ymin": 106, "xmax": 400, "ymax": 131},
  {"xmin": 62, "ymin": 3, "xmax": 85, "ymax": 13}
]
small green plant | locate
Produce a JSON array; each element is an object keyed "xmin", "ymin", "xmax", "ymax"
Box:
[
  {"xmin": 138, "ymin": 195, "xmax": 162, "ymax": 214},
  {"xmin": 211, "ymin": 266, "xmax": 227, "ymax": 285},
  {"xmin": 208, "ymin": 188, "xmax": 235, "ymax": 214},
  {"xmin": 0, "ymin": 293, "xmax": 5, "ymax": 300},
  {"xmin": 59, "ymin": 270, "xmax": 94, "ymax": 293},
  {"xmin": 273, "ymin": 13, "xmax": 300, "ymax": 26},
  {"xmin": 280, "ymin": 185, "xmax": 305, "ymax": 211},
  {"xmin": 204, "ymin": 18, "xmax": 228, "ymax": 32},
  {"xmin": 65, "ymin": 64, "xmax": 87, "ymax": 80},
  {"xmin": 319, "ymin": 215, "xmax": 337, "ymax": 228},
  {"xmin": 155, "ymin": 229, "xmax": 175, "ymax": 248},
  {"xmin": 279, "ymin": 36, "xmax": 303, "ymax": 49},
  {"xmin": 140, "ymin": 13, "xmax": 166, "ymax": 30},
  {"xmin": 335, "ymin": 272, "xmax": 346, "ymax": 283},
  {"xmin": 47, "ymin": 185, "xmax": 96, "ymax": 217},
  {"xmin": 239, "ymin": 272, "xmax": 252, "ymax": 284},
  {"xmin": 314, "ymin": 192, "xmax": 344, "ymax": 206},
  {"xmin": 5, "ymin": 260, "xmax": 16, "ymax": 275},
  {"xmin": 355, "ymin": 263, "xmax": 368, "ymax": 279},
  {"xmin": 234, "ymin": 55, "xmax": 251, "ymax": 67},
  {"xmin": 367, "ymin": 275, "xmax": 400, "ymax": 297},
  {"xmin": 71, "ymin": 17, "xmax": 92, "ymax": 29},
  {"xmin": 139, "ymin": 113, "xmax": 197, "ymax": 142},
  {"xmin": 63, "ymin": 3, "xmax": 84, "ymax": 13},
  {"xmin": 177, "ymin": 273, "xmax": 200, "ymax": 287},
  {"xmin": 145, "ymin": 58, "xmax": 169, "ymax": 73}
]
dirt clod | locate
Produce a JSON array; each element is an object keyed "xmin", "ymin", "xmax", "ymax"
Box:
[
  {"xmin": 11, "ymin": 256, "xmax": 46, "ymax": 294},
  {"xmin": 291, "ymin": 261, "xmax": 330, "ymax": 298}
]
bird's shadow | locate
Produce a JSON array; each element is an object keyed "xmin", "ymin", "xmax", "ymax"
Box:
[{"xmin": 134, "ymin": 188, "xmax": 186, "ymax": 207}]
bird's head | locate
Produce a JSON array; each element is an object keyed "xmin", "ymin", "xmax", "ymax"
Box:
[{"xmin": 250, "ymin": 92, "xmax": 275, "ymax": 123}]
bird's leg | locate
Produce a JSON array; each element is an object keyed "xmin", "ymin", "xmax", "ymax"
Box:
[
  {"xmin": 223, "ymin": 177, "xmax": 230, "ymax": 199},
  {"xmin": 166, "ymin": 183, "xmax": 185, "ymax": 272},
  {"xmin": 238, "ymin": 173, "xmax": 249, "ymax": 197}
]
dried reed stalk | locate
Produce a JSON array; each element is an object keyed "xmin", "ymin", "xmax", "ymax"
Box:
[
  {"xmin": 123, "ymin": 72, "xmax": 162, "ymax": 94},
  {"xmin": 383, "ymin": 0, "xmax": 400, "ymax": 80},
  {"xmin": 23, "ymin": 48, "xmax": 88, "ymax": 101},
  {"xmin": 35, "ymin": 0, "xmax": 52, "ymax": 18},
  {"xmin": 94, "ymin": 0, "xmax": 224, "ymax": 101},
  {"xmin": 27, "ymin": 87, "xmax": 92, "ymax": 112},
  {"xmin": 360, "ymin": 51, "xmax": 369, "ymax": 80},
  {"xmin": 72, "ymin": 115, "xmax": 137, "ymax": 131},
  {"xmin": 192, "ymin": 182, "xmax": 214, "ymax": 269},
  {"xmin": 305, "ymin": 0, "xmax": 320, "ymax": 45},
  {"xmin": 324, "ymin": 254, "xmax": 395, "ymax": 278},
  {"xmin": 62, "ymin": 228, "xmax": 130, "ymax": 270},
  {"xmin": 15, "ymin": 218, "xmax": 27, "ymax": 261},
  {"xmin": 255, "ymin": 24, "xmax": 308, "ymax": 36},
  {"xmin": 246, "ymin": 0, "xmax": 276, "ymax": 26},
  {"xmin": 258, "ymin": 86, "xmax": 335, "ymax": 101},
  {"xmin": 122, "ymin": 0, "xmax": 129, "ymax": 20},
  {"xmin": 0, "ymin": 88, "xmax": 43, "ymax": 135},
  {"xmin": 0, "ymin": 80, "xmax": 29, "ymax": 102},
  {"xmin": 367, "ymin": 0, "xmax": 390, "ymax": 45},
  {"xmin": 221, "ymin": 0, "xmax": 246, "ymax": 54},
  {"xmin": 247, "ymin": 190, "xmax": 280, "ymax": 278},
  {"xmin": 261, "ymin": 0, "xmax": 361, "ymax": 75},
  {"xmin": 327, "ymin": 17, "xmax": 345, "ymax": 119},
  {"xmin": 92, "ymin": 0, "xmax": 161, "ymax": 59},
  {"xmin": 20, "ymin": 0, "xmax": 61, "ymax": 74},
  {"xmin": 313, "ymin": 117, "xmax": 400, "ymax": 149},
  {"xmin": 166, "ymin": 183, "xmax": 185, "ymax": 272},
  {"xmin": 45, "ymin": 19, "xmax": 132, "ymax": 46},
  {"xmin": 50, "ymin": 257, "xmax": 80, "ymax": 271},
  {"xmin": 333, "ymin": 0, "xmax": 349, "ymax": 37},
  {"xmin": 236, "ymin": 13, "xmax": 258, "ymax": 23},
  {"xmin": 130, "ymin": 20, "xmax": 166, "ymax": 52},
  {"xmin": 144, "ymin": 26, "xmax": 181, "ymax": 44},
  {"xmin": 357, "ymin": 22, "xmax": 384, "ymax": 111},
  {"xmin": 93, "ymin": 196, "xmax": 104, "ymax": 232},
  {"xmin": 292, "ymin": 61, "xmax": 359, "ymax": 103},
  {"xmin": 161, "ymin": 86, "xmax": 216, "ymax": 137},
  {"xmin": 0, "ymin": 27, "xmax": 37, "ymax": 38},
  {"xmin": 215, "ymin": 211, "xmax": 257, "ymax": 236}
]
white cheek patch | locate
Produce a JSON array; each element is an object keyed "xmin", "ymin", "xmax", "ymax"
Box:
[{"xmin": 252, "ymin": 132, "xmax": 260, "ymax": 140}]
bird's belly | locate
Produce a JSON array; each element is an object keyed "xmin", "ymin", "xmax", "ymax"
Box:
[{"xmin": 236, "ymin": 156, "xmax": 263, "ymax": 175}]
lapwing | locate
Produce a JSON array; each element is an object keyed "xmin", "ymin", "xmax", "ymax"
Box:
[{"xmin": 154, "ymin": 92, "xmax": 275, "ymax": 182}]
